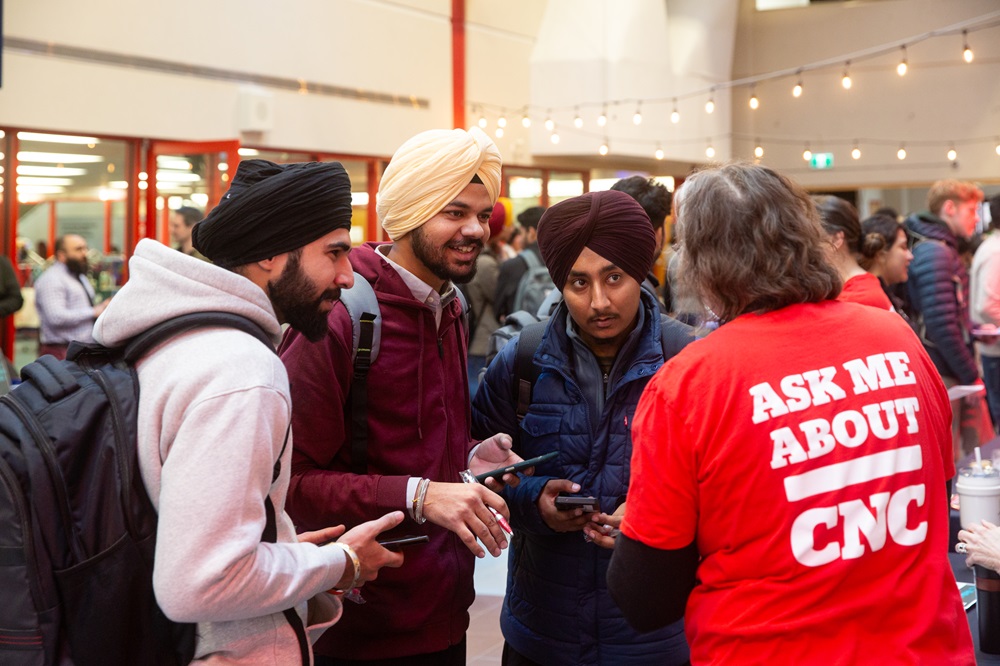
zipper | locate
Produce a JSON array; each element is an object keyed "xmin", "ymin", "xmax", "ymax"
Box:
[
  {"xmin": 89, "ymin": 368, "xmax": 138, "ymax": 537},
  {"xmin": 2, "ymin": 394, "xmax": 85, "ymax": 562},
  {"xmin": 0, "ymin": 454, "xmax": 45, "ymax": 609}
]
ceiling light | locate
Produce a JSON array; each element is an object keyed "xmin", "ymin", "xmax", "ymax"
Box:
[
  {"xmin": 655, "ymin": 147, "xmax": 664, "ymax": 160},
  {"xmin": 16, "ymin": 177, "xmax": 74, "ymax": 186},
  {"xmin": 237, "ymin": 148, "xmax": 259, "ymax": 156},
  {"xmin": 16, "ymin": 165, "xmax": 88, "ymax": 177},
  {"xmin": 17, "ymin": 151, "xmax": 104, "ymax": 164},
  {"xmin": 897, "ymin": 46, "xmax": 908, "ymax": 76},
  {"xmin": 963, "ymin": 30, "xmax": 974, "ymax": 63},
  {"xmin": 17, "ymin": 132, "xmax": 100, "ymax": 145},
  {"xmin": 841, "ymin": 61, "xmax": 852, "ymax": 89},
  {"xmin": 706, "ymin": 144, "xmax": 715, "ymax": 159}
]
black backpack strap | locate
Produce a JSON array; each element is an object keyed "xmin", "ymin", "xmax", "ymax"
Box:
[
  {"xmin": 349, "ymin": 312, "xmax": 377, "ymax": 474},
  {"xmin": 513, "ymin": 321, "xmax": 547, "ymax": 426},
  {"xmin": 260, "ymin": 423, "xmax": 309, "ymax": 665},
  {"xmin": 122, "ymin": 312, "xmax": 275, "ymax": 363}
]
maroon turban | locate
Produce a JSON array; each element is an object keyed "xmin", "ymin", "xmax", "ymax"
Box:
[
  {"xmin": 536, "ymin": 190, "xmax": 655, "ymax": 290},
  {"xmin": 488, "ymin": 201, "xmax": 507, "ymax": 240}
]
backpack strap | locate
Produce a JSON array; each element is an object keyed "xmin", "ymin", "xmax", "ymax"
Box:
[
  {"xmin": 521, "ymin": 248, "xmax": 541, "ymax": 271},
  {"xmin": 339, "ymin": 274, "xmax": 380, "ymax": 475},
  {"xmin": 120, "ymin": 312, "xmax": 275, "ymax": 363},
  {"xmin": 513, "ymin": 321, "xmax": 547, "ymax": 426}
]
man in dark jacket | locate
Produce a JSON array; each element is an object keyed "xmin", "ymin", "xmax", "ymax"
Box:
[
  {"xmin": 610, "ymin": 175, "xmax": 671, "ymax": 312},
  {"xmin": 905, "ymin": 179, "xmax": 985, "ymax": 463},
  {"xmin": 494, "ymin": 206, "xmax": 546, "ymax": 322},
  {"xmin": 472, "ymin": 190, "xmax": 693, "ymax": 666},
  {"xmin": 280, "ymin": 128, "xmax": 524, "ymax": 665}
]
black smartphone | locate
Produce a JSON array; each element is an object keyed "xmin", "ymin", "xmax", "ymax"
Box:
[
  {"xmin": 377, "ymin": 535, "xmax": 430, "ymax": 549},
  {"xmin": 555, "ymin": 495, "xmax": 599, "ymax": 512},
  {"xmin": 474, "ymin": 451, "xmax": 559, "ymax": 483}
]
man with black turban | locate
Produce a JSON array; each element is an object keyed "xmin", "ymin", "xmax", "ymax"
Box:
[
  {"xmin": 280, "ymin": 128, "xmax": 525, "ymax": 666},
  {"xmin": 471, "ymin": 189, "xmax": 694, "ymax": 666},
  {"xmin": 92, "ymin": 160, "xmax": 405, "ymax": 664}
]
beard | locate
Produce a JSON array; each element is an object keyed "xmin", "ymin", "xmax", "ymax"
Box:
[
  {"xmin": 410, "ymin": 226, "xmax": 482, "ymax": 285},
  {"xmin": 65, "ymin": 257, "xmax": 88, "ymax": 276},
  {"xmin": 268, "ymin": 253, "xmax": 340, "ymax": 342}
]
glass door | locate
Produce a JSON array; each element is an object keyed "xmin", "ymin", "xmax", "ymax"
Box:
[{"xmin": 140, "ymin": 139, "xmax": 240, "ymax": 250}]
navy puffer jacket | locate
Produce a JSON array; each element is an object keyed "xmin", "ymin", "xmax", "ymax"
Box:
[
  {"xmin": 472, "ymin": 291, "xmax": 692, "ymax": 666},
  {"xmin": 905, "ymin": 212, "xmax": 978, "ymax": 383}
]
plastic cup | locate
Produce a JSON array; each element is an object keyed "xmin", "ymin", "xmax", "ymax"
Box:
[{"xmin": 955, "ymin": 467, "xmax": 1000, "ymax": 529}]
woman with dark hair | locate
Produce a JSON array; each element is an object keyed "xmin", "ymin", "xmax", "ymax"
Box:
[
  {"xmin": 608, "ymin": 162, "xmax": 973, "ymax": 664},
  {"xmin": 859, "ymin": 213, "xmax": 914, "ymax": 315},
  {"xmin": 814, "ymin": 195, "xmax": 893, "ymax": 310}
]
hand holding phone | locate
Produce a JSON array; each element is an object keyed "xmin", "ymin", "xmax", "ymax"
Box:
[
  {"xmin": 555, "ymin": 495, "xmax": 599, "ymax": 512},
  {"xmin": 474, "ymin": 451, "xmax": 559, "ymax": 483}
]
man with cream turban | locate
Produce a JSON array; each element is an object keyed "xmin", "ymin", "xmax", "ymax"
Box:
[
  {"xmin": 281, "ymin": 128, "xmax": 525, "ymax": 666},
  {"xmin": 472, "ymin": 189, "xmax": 694, "ymax": 666}
]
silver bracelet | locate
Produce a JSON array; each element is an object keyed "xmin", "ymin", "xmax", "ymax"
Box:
[
  {"xmin": 414, "ymin": 478, "xmax": 431, "ymax": 525},
  {"xmin": 332, "ymin": 542, "xmax": 361, "ymax": 593}
]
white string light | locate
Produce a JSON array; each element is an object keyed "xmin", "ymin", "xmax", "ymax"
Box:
[
  {"xmin": 497, "ymin": 115, "xmax": 507, "ymax": 128},
  {"xmin": 670, "ymin": 99, "xmax": 680, "ymax": 124},
  {"xmin": 599, "ymin": 139, "xmax": 609, "ymax": 155},
  {"xmin": 705, "ymin": 89, "xmax": 715, "ymax": 114},
  {"xmin": 544, "ymin": 112, "xmax": 555, "ymax": 132},
  {"xmin": 521, "ymin": 109, "xmax": 531, "ymax": 128},
  {"xmin": 841, "ymin": 61, "xmax": 853, "ymax": 90},
  {"xmin": 963, "ymin": 30, "xmax": 974, "ymax": 62},
  {"xmin": 574, "ymin": 107, "xmax": 583, "ymax": 129},
  {"xmin": 655, "ymin": 145, "xmax": 664, "ymax": 160},
  {"xmin": 633, "ymin": 102, "xmax": 643, "ymax": 125},
  {"xmin": 852, "ymin": 142, "xmax": 862, "ymax": 160},
  {"xmin": 803, "ymin": 145, "xmax": 812, "ymax": 161},
  {"xmin": 897, "ymin": 46, "xmax": 908, "ymax": 76},
  {"xmin": 495, "ymin": 127, "xmax": 504, "ymax": 139},
  {"xmin": 897, "ymin": 145, "xmax": 907, "ymax": 160},
  {"xmin": 550, "ymin": 130, "xmax": 560, "ymax": 144},
  {"xmin": 947, "ymin": 145, "xmax": 958, "ymax": 161},
  {"xmin": 597, "ymin": 105, "xmax": 608, "ymax": 127},
  {"xmin": 792, "ymin": 78, "xmax": 803, "ymax": 98},
  {"xmin": 754, "ymin": 140, "xmax": 764, "ymax": 158},
  {"xmin": 706, "ymin": 142, "xmax": 715, "ymax": 159},
  {"xmin": 749, "ymin": 86, "xmax": 759, "ymax": 110}
]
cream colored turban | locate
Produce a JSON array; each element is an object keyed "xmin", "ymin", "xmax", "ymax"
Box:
[{"xmin": 377, "ymin": 127, "xmax": 502, "ymax": 240}]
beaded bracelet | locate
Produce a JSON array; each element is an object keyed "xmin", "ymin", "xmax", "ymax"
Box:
[
  {"xmin": 332, "ymin": 542, "xmax": 361, "ymax": 594},
  {"xmin": 414, "ymin": 477, "xmax": 431, "ymax": 525}
]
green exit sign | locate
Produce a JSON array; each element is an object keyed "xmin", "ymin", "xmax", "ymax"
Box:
[{"xmin": 809, "ymin": 152, "xmax": 834, "ymax": 169}]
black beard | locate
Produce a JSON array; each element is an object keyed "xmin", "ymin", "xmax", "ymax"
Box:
[
  {"xmin": 268, "ymin": 254, "xmax": 339, "ymax": 342},
  {"xmin": 65, "ymin": 257, "xmax": 88, "ymax": 276},
  {"xmin": 410, "ymin": 226, "xmax": 482, "ymax": 285}
]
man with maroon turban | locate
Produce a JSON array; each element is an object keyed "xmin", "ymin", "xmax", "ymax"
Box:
[{"xmin": 471, "ymin": 189, "xmax": 694, "ymax": 666}]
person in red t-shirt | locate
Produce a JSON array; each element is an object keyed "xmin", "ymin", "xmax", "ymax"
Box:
[
  {"xmin": 815, "ymin": 195, "xmax": 894, "ymax": 311},
  {"xmin": 608, "ymin": 162, "xmax": 975, "ymax": 665}
]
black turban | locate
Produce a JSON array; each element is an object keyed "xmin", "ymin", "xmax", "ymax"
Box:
[
  {"xmin": 536, "ymin": 189, "xmax": 656, "ymax": 290},
  {"xmin": 193, "ymin": 159, "xmax": 353, "ymax": 267}
]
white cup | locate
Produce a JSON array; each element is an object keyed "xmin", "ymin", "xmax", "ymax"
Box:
[{"xmin": 956, "ymin": 466, "xmax": 1000, "ymax": 528}]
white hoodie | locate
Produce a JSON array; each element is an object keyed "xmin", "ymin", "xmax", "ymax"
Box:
[{"xmin": 94, "ymin": 239, "xmax": 344, "ymax": 664}]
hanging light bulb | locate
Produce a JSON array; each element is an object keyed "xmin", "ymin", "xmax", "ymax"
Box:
[
  {"xmin": 996, "ymin": 140, "xmax": 1000, "ymax": 156},
  {"xmin": 749, "ymin": 86, "xmax": 759, "ymax": 110},
  {"xmin": 495, "ymin": 127, "xmax": 504, "ymax": 139},
  {"xmin": 947, "ymin": 146, "xmax": 958, "ymax": 161},
  {"xmin": 803, "ymin": 146, "xmax": 812, "ymax": 161},
  {"xmin": 544, "ymin": 113, "xmax": 555, "ymax": 132},
  {"xmin": 897, "ymin": 146, "xmax": 907, "ymax": 160},
  {"xmin": 705, "ymin": 91, "xmax": 715, "ymax": 114},
  {"xmin": 655, "ymin": 146, "xmax": 664, "ymax": 160},
  {"xmin": 497, "ymin": 115, "xmax": 507, "ymax": 128},
  {"xmin": 963, "ymin": 30, "xmax": 974, "ymax": 63},
  {"xmin": 597, "ymin": 105, "xmax": 608, "ymax": 127},
  {"xmin": 550, "ymin": 131, "xmax": 560, "ymax": 144},
  {"xmin": 706, "ymin": 143, "xmax": 716, "ymax": 159},
  {"xmin": 851, "ymin": 145, "xmax": 862, "ymax": 160},
  {"xmin": 521, "ymin": 111, "xmax": 532, "ymax": 128},
  {"xmin": 670, "ymin": 98, "xmax": 680, "ymax": 124},
  {"xmin": 754, "ymin": 141, "xmax": 764, "ymax": 158},
  {"xmin": 841, "ymin": 61, "xmax": 852, "ymax": 89},
  {"xmin": 573, "ymin": 107, "xmax": 583, "ymax": 129},
  {"xmin": 633, "ymin": 103, "xmax": 643, "ymax": 125},
  {"xmin": 897, "ymin": 46, "xmax": 908, "ymax": 76},
  {"xmin": 599, "ymin": 140, "xmax": 609, "ymax": 156},
  {"xmin": 792, "ymin": 70, "xmax": 803, "ymax": 98},
  {"xmin": 478, "ymin": 111, "xmax": 488, "ymax": 129}
]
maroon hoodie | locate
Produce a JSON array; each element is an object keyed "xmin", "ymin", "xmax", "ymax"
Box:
[{"xmin": 280, "ymin": 242, "xmax": 475, "ymax": 660}]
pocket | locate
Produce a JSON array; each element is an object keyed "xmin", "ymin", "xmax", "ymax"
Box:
[{"xmin": 519, "ymin": 412, "xmax": 561, "ymax": 439}]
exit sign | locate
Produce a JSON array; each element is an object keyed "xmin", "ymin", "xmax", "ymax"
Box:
[{"xmin": 809, "ymin": 152, "xmax": 834, "ymax": 169}]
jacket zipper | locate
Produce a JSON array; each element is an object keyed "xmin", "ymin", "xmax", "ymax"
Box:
[
  {"xmin": 90, "ymin": 368, "xmax": 138, "ymax": 537},
  {"xmin": 0, "ymin": 454, "xmax": 44, "ymax": 609},
  {"xmin": 2, "ymin": 394, "xmax": 85, "ymax": 562}
]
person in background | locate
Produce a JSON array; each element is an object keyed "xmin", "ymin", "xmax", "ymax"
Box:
[
  {"xmin": 858, "ymin": 213, "xmax": 914, "ymax": 317},
  {"xmin": 92, "ymin": 159, "xmax": 405, "ymax": 664},
  {"xmin": 906, "ymin": 179, "xmax": 986, "ymax": 463},
  {"xmin": 969, "ymin": 194, "xmax": 1000, "ymax": 430},
  {"xmin": 473, "ymin": 189, "xmax": 692, "ymax": 666},
  {"xmin": 34, "ymin": 234, "xmax": 107, "ymax": 360},
  {"xmin": 465, "ymin": 200, "xmax": 508, "ymax": 396},
  {"xmin": 495, "ymin": 206, "xmax": 547, "ymax": 323},
  {"xmin": 0, "ymin": 255, "xmax": 24, "ymax": 324},
  {"xmin": 280, "ymin": 128, "xmax": 521, "ymax": 666},
  {"xmin": 607, "ymin": 162, "xmax": 973, "ymax": 665},
  {"xmin": 610, "ymin": 175, "xmax": 672, "ymax": 312},
  {"xmin": 169, "ymin": 205, "xmax": 209, "ymax": 261},
  {"xmin": 814, "ymin": 195, "xmax": 893, "ymax": 310}
]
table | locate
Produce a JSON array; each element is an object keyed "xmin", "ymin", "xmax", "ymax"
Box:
[{"xmin": 950, "ymin": 552, "xmax": 1000, "ymax": 664}]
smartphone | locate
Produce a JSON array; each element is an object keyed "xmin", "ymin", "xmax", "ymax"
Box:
[
  {"xmin": 555, "ymin": 495, "xmax": 599, "ymax": 512},
  {"xmin": 377, "ymin": 535, "xmax": 430, "ymax": 549},
  {"xmin": 474, "ymin": 451, "xmax": 559, "ymax": 483}
]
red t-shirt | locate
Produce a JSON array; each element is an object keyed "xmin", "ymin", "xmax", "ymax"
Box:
[
  {"xmin": 623, "ymin": 300, "xmax": 974, "ymax": 665},
  {"xmin": 838, "ymin": 272, "xmax": 893, "ymax": 310}
]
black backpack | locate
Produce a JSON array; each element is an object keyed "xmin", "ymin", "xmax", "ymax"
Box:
[{"xmin": 0, "ymin": 312, "xmax": 290, "ymax": 666}]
